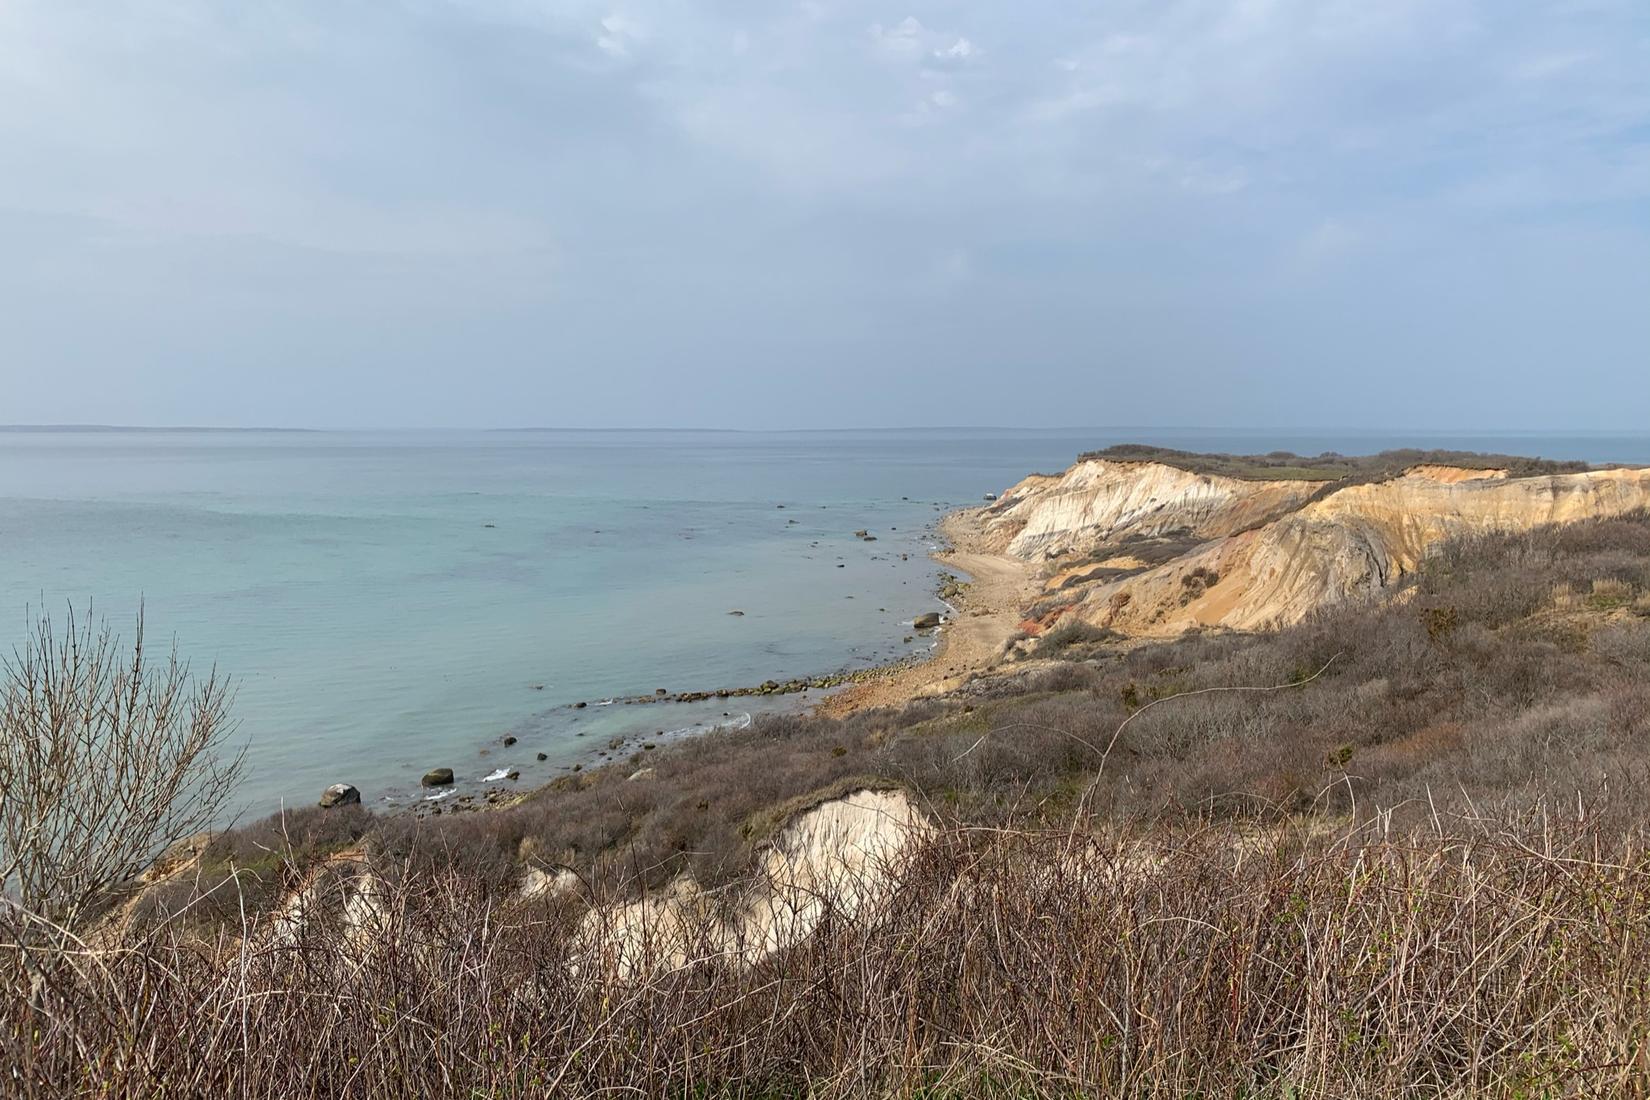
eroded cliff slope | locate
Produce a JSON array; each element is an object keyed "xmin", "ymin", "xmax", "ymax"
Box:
[
  {"xmin": 987, "ymin": 455, "xmax": 1650, "ymax": 638},
  {"xmin": 981, "ymin": 459, "xmax": 1323, "ymax": 559}
]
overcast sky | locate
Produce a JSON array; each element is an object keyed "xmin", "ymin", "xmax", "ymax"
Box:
[{"xmin": 1, "ymin": 1, "xmax": 1646, "ymax": 429}]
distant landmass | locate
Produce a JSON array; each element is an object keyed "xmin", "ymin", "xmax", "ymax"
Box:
[{"xmin": 0, "ymin": 424, "xmax": 319, "ymax": 433}]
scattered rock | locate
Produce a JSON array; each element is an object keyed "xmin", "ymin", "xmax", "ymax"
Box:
[
  {"xmin": 536, "ymin": 752, "xmax": 548, "ymax": 761},
  {"xmin": 318, "ymin": 783, "xmax": 360, "ymax": 808},
  {"xmin": 983, "ymin": 493, "xmax": 998, "ymax": 501},
  {"xmin": 727, "ymin": 609, "xmax": 745, "ymax": 616},
  {"xmin": 912, "ymin": 612, "xmax": 943, "ymax": 630},
  {"xmin": 655, "ymin": 688, "xmax": 668, "ymax": 696},
  {"xmin": 502, "ymin": 735, "xmax": 517, "ymax": 746},
  {"xmin": 575, "ymin": 701, "xmax": 587, "ymax": 709},
  {"xmin": 421, "ymin": 768, "xmax": 455, "ymax": 788}
]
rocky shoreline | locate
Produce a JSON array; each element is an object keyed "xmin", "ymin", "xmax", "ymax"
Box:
[{"xmin": 360, "ymin": 510, "xmax": 1002, "ymax": 818}]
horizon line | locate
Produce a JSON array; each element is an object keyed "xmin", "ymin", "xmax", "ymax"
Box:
[{"xmin": 4, "ymin": 423, "xmax": 1647, "ymax": 437}]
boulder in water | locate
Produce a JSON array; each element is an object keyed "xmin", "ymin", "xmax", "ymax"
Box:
[
  {"xmin": 421, "ymin": 768, "xmax": 455, "ymax": 788},
  {"xmin": 318, "ymin": 783, "xmax": 360, "ymax": 808}
]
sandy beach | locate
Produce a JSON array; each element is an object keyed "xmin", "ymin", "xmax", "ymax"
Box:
[{"xmin": 816, "ymin": 507, "xmax": 1037, "ymax": 716}]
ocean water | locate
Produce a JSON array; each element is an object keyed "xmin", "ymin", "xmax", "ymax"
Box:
[{"xmin": 3, "ymin": 426, "xmax": 1648, "ymax": 820}]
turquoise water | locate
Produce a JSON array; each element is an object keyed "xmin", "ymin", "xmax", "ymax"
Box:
[{"xmin": 3, "ymin": 427, "xmax": 1648, "ymax": 819}]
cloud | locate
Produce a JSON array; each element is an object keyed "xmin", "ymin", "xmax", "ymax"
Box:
[
  {"xmin": 1295, "ymin": 218, "xmax": 1363, "ymax": 267},
  {"xmin": 869, "ymin": 16, "xmax": 926, "ymax": 56},
  {"xmin": 595, "ymin": 12, "xmax": 643, "ymax": 57},
  {"xmin": 0, "ymin": 0, "xmax": 1646, "ymax": 427},
  {"xmin": 869, "ymin": 16, "xmax": 977, "ymax": 67}
]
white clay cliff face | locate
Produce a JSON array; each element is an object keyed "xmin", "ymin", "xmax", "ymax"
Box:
[{"xmin": 982, "ymin": 461, "xmax": 1650, "ymax": 638}]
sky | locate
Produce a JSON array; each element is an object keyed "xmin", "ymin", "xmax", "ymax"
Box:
[{"xmin": 0, "ymin": 0, "xmax": 1646, "ymax": 430}]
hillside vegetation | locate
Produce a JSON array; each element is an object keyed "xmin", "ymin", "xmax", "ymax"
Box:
[
  {"xmin": 1080, "ymin": 443, "xmax": 1594, "ymax": 481},
  {"xmin": 9, "ymin": 512, "xmax": 1650, "ymax": 1096}
]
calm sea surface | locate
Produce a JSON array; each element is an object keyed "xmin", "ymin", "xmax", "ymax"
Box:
[{"xmin": 4, "ymin": 427, "xmax": 1647, "ymax": 819}]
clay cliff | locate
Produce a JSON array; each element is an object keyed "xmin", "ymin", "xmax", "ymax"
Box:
[{"xmin": 980, "ymin": 455, "xmax": 1650, "ymax": 639}]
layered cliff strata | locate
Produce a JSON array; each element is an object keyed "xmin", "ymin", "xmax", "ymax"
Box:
[
  {"xmin": 980, "ymin": 459, "xmax": 1323, "ymax": 559},
  {"xmin": 983, "ymin": 457, "xmax": 1650, "ymax": 638}
]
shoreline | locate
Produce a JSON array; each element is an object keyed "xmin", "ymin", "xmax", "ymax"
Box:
[
  {"xmin": 813, "ymin": 507, "xmax": 1036, "ymax": 717},
  {"xmin": 543, "ymin": 505, "xmax": 1033, "ymax": 726},
  {"xmin": 403, "ymin": 506, "xmax": 1031, "ymax": 816}
]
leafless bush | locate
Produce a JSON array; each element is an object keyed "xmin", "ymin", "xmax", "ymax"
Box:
[
  {"xmin": 0, "ymin": 604, "xmax": 242, "ymax": 934},
  {"xmin": 8, "ymin": 810, "xmax": 1650, "ymax": 1098},
  {"xmin": 17, "ymin": 515, "xmax": 1650, "ymax": 1092}
]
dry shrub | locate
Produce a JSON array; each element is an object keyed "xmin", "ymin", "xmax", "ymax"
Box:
[
  {"xmin": 8, "ymin": 812, "xmax": 1650, "ymax": 1098},
  {"xmin": 18, "ymin": 514, "xmax": 1650, "ymax": 1093}
]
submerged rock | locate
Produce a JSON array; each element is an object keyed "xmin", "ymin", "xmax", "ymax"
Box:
[{"xmin": 318, "ymin": 783, "xmax": 360, "ymax": 808}]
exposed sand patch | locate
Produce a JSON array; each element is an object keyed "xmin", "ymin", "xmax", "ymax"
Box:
[
  {"xmin": 817, "ymin": 510, "xmax": 1037, "ymax": 717},
  {"xmin": 1407, "ymin": 464, "xmax": 1508, "ymax": 483},
  {"xmin": 574, "ymin": 788, "xmax": 931, "ymax": 977}
]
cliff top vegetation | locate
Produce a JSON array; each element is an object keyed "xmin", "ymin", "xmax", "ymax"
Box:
[{"xmin": 1077, "ymin": 443, "xmax": 1594, "ymax": 481}]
